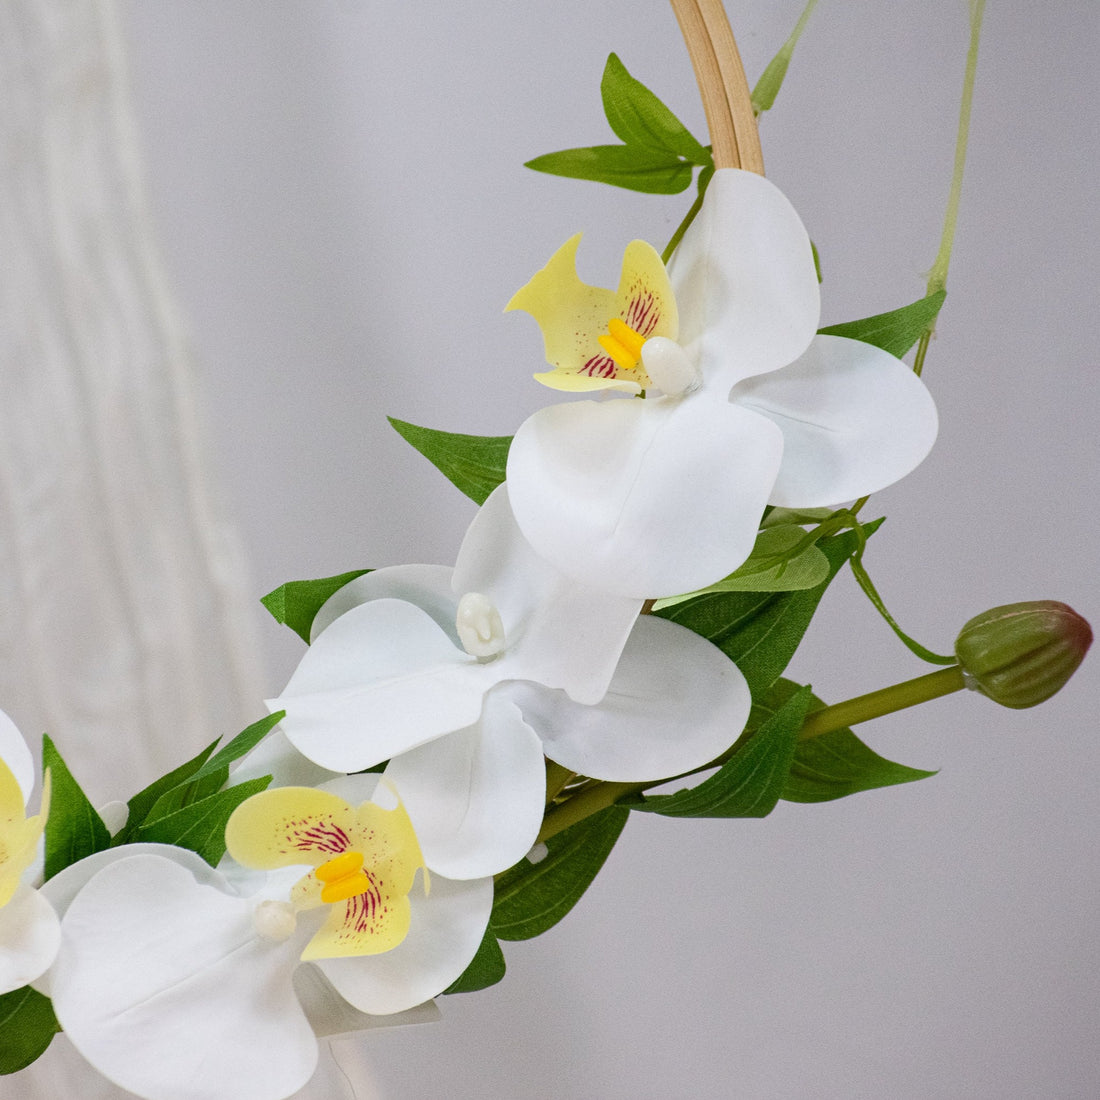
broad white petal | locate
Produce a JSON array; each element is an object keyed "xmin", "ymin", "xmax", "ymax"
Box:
[
  {"xmin": 668, "ymin": 168, "xmax": 820, "ymax": 392},
  {"xmin": 503, "ymin": 615, "xmax": 750, "ymax": 781},
  {"xmin": 455, "ymin": 485, "xmax": 642, "ymax": 703},
  {"xmin": 317, "ymin": 874, "xmax": 492, "ymax": 1016},
  {"xmin": 270, "ymin": 598, "xmax": 497, "ymax": 772},
  {"xmin": 507, "ymin": 396, "xmax": 784, "ymax": 599},
  {"xmin": 0, "ymin": 707, "xmax": 34, "ymax": 804},
  {"xmin": 311, "ymin": 564, "xmax": 457, "ymax": 643},
  {"xmin": 0, "ymin": 884, "xmax": 60, "ymax": 994},
  {"xmin": 384, "ymin": 693, "xmax": 545, "ymax": 879},
  {"xmin": 51, "ymin": 854, "xmax": 317, "ymax": 1100},
  {"xmin": 733, "ymin": 333, "xmax": 939, "ymax": 507},
  {"xmin": 294, "ymin": 966, "xmax": 440, "ymax": 1038}
]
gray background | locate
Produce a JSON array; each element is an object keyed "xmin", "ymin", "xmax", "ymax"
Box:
[{"xmin": 120, "ymin": 2, "xmax": 1098, "ymax": 1097}]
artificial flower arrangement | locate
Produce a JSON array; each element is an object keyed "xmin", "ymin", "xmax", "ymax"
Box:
[{"xmin": 0, "ymin": 2, "xmax": 1091, "ymax": 1097}]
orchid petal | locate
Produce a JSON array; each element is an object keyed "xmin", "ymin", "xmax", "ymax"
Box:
[
  {"xmin": 226, "ymin": 787, "xmax": 359, "ymax": 870},
  {"xmin": 455, "ymin": 485, "xmax": 642, "ymax": 702},
  {"xmin": 270, "ymin": 598, "xmax": 497, "ymax": 772},
  {"xmin": 383, "ymin": 692, "xmax": 545, "ymax": 879},
  {"xmin": 311, "ymin": 564, "xmax": 457, "ymax": 642},
  {"xmin": 294, "ymin": 966, "xmax": 441, "ymax": 1038},
  {"xmin": 507, "ymin": 396, "xmax": 784, "ymax": 599},
  {"xmin": 316, "ymin": 873, "xmax": 492, "ymax": 1016},
  {"xmin": 51, "ymin": 854, "xmax": 317, "ymax": 1100},
  {"xmin": 0, "ymin": 884, "xmax": 60, "ymax": 994},
  {"xmin": 668, "ymin": 168, "xmax": 820, "ymax": 392},
  {"xmin": 508, "ymin": 234, "xmax": 676, "ymax": 393},
  {"xmin": 0, "ymin": 707, "xmax": 34, "ymax": 804},
  {"xmin": 231, "ymin": 728, "xmax": 342, "ymax": 789},
  {"xmin": 733, "ymin": 333, "xmax": 939, "ymax": 507},
  {"xmin": 502, "ymin": 614, "xmax": 751, "ymax": 781}
]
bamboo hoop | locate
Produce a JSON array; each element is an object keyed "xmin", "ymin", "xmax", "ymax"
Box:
[{"xmin": 670, "ymin": 0, "xmax": 764, "ymax": 174}]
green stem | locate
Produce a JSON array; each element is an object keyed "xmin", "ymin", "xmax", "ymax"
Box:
[
  {"xmin": 662, "ymin": 165, "xmax": 714, "ymax": 264},
  {"xmin": 537, "ymin": 664, "xmax": 966, "ymax": 842},
  {"xmin": 544, "ymin": 760, "xmax": 574, "ymax": 804},
  {"xmin": 926, "ymin": 0, "xmax": 985, "ymax": 299}
]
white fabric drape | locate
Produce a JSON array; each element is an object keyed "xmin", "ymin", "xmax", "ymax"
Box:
[{"xmin": 2, "ymin": 2, "xmax": 268, "ymax": 1092}]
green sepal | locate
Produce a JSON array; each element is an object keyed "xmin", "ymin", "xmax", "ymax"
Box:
[
  {"xmin": 819, "ymin": 290, "xmax": 946, "ymax": 359},
  {"xmin": 42, "ymin": 735, "xmax": 111, "ymax": 881},
  {"xmin": 388, "ymin": 417, "xmax": 511, "ymax": 507},
  {"xmin": 629, "ymin": 685, "xmax": 811, "ymax": 818},
  {"xmin": 655, "ymin": 521, "xmax": 882, "ymax": 700},
  {"xmin": 443, "ymin": 927, "xmax": 506, "ymax": 994},
  {"xmin": 601, "ymin": 54, "xmax": 711, "ymax": 165},
  {"xmin": 261, "ymin": 570, "xmax": 371, "ymax": 644},
  {"xmin": 524, "ymin": 145, "xmax": 694, "ymax": 194},
  {"xmin": 0, "ymin": 986, "xmax": 60, "ymax": 1074},
  {"xmin": 751, "ymin": 0, "xmax": 819, "ymax": 116},
  {"xmin": 490, "ymin": 806, "xmax": 628, "ymax": 941},
  {"xmin": 131, "ymin": 775, "xmax": 272, "ymax": 866},
  {"xmin": 652, "ymin": 525, "xmax": 830, "ymax": 608}
]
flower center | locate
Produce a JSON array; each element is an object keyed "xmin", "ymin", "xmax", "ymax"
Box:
[
  {"xmin": 315, "ymin": 850, "xmax": 372, "ymax": 904},
  {"xmin": 456, "ymin": 591, "xmax": 506, "ymax": 659},
  {"xmin": 597, "ymin": 318, "xmax": 647, "ymax": 371}
]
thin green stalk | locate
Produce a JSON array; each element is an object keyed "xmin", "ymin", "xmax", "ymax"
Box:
[
  {"xmin": 662, "ymin": 165, "xmax": 713, "ymax": 264},
  {"xmin": 537, "ymin": 663, "xmax": 966, "ymax": 842}
]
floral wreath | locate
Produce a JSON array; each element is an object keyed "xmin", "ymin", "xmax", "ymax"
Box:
[{"xmin": 0, "ymin": 2, "xmax": 1090, "ymax": 1098}]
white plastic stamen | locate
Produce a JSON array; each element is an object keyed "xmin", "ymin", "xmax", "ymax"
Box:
[
  {"xmin": 252, "ymin": 899, "xmax": 298, "ymax": 942},
  {"xmin": 640, "ymin": 336, "xmax": 701, "ymax": 396},
  {"xmin": 456, "ymin": 592, "xmax": 506, "ymax": 659}
]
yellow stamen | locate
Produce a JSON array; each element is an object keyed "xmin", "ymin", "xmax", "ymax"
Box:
[
  {"xmin": 597, "ymin": 318, "xmax": 646, "ymax": 370},
  {"xmin": 316, "ymin": 850, "xmax": 372, "ymax": 904}
]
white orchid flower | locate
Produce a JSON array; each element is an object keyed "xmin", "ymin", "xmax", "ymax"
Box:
[
  {"xmin": 505, "ymin": 167, "xmax": 939, "ymax": 599},
  {"xmin": 0, "ymin": 708, "xmax": 59, "ymax": 995},
  {"xmin": 42, "ymin": 776, "xmax": 491, "ymax": 1100},
  {"xmin": 269, "ymin": 487, "xmax": 751, "ymax": 879}
]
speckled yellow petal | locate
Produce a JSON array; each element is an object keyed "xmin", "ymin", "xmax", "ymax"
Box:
[
  {"xmin": 351, "ymin": 800, "xmax": 425, "ymax": 900},
  {"xmin": 225, "ymin": 787, "xmax": 357, "ymax": 871},
  {"xmin": 0, "ymin": 756, "xmax": 24, "ymax": 824},
  {"xmin": 509, "ymin": 234, "xmax": 671, "ymax": 392},
  {"xmin": 300, "ymin": 875, "xmax": 412, "ymax": 960},
  {"xmin": 0, "ymin": 764, "xmax": 43, "ymax": 909}
]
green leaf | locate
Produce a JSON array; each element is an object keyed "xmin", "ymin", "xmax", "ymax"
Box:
[
  {"xmin": 749, "ymin": 681, "xmax": 937, "ymax": 803},
  {"xmin": 443, "ymin": 927, "xmax": 506, "ymax": 994},
  {"xmin": 133, "ymin": 776, "xmax": 271, "ymax": 866},
  {"xmin": 655, "ymin": 522, "xmax": 882, "ymax": 699},
  {"xmin": 0, "ymin": 987, "xmax": 59, "ymax": 1074},
  {"xmin": 524, "ymin": 145, "xmax": 693, "ymax": 194},
  {"xmin": 114, "ymin": 738, "xmax": 219, "ymax": 845},
  {"xmin": 819, "ymin": 290, "xmax": 946, "ymax": 359},
  {"xmin": 751, "ymin": 0, "xmax": 819, "ymax": 115},
  {"xmin": 42, "ymin": 736, "xmax": 111, "ymax": 881},
  {"xmin": 388, "ymin": 417, "xmax": 511, "ymax": 507},
  {"xmin": 490, "ymin": 806, "xmax": 628, "ymax": 941},
  {"xmin": 601, "ymin": 54, "xmax": 711, "ymax": 165},
  {"xmin": 653, "ymin": 525, "xmax": 830, "ymax": 608},
  {"xmin": 261, "ymin": 570, "xmax": 371, "ymax": 644},
  {"xmin": 200, "ymin": 711, "xmax": 285, "ymax": 779},
  {"xmin": 630, "ymin": 685, "xmax": 812, "ymax": 818}
]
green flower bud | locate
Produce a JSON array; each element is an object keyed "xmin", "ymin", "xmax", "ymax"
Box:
[{"xmin": 955, "ymin": 601, "xmax": 1092, "ymax": 709}]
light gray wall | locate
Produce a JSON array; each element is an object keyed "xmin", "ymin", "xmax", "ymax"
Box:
[{"xmin": 122, "ymin": 3, "xmax": 1099, "ymax": 1097}]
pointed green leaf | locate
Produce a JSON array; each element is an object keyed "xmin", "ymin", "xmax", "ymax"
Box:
[
  {"xmin": 200, "ymin": 711, "xmax": 285, "ymax": 777},
  {"xmin": 653, "ymin": 525, "xmax": 830, "ymax": 608},
  {"xmin": 41, "ymin": 736, "xmax": 111, "ymax": 880},
  {"xmin": 630, "ymin": 685, "xmax": 812, "ymax": 818},
  {"xmin": 443, "ymin": 927, "xmax": 506, "ymax": 994},
  {"xmin": 525, "ymin": 145, "xmax": 693, "ymax": 194},
  {"xmin": 749, "ymin": 680, "xmax": 937, "ymax": 802},
  {"xmin": 819, "ymin": 290, "xmax": 946, "ymax": 359},
  {"xmin": 0, "ymin": 987, "xmax": 59, "ymax": 1074},
  {"xmin": 491, "ymin": 806, "xmax": 628, "ymax": 941},
  {"xmin": 133, "ymin": 776, "xmax": 271, "ymax": 866},
  {"xmin": 656, "ymin": 522, "xmax": 882, "ymax": 699},
  {"xmin": 601, "ymin": 53, "xmax": 711, "ymax": 165},
  {"xmin": 388, "ymin": 417, "xmax": 511, "ymax": 507},
  {"xmin": 261, "ymin": 570, "xmax": 371, "ymax": 643},
  {"xmin": 751, "ymin": 0, "xmax": 819, "ymax": 115},
  {"xmin": 114, "ymin": 739, "xmax": 219, "ymax": 845}
]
